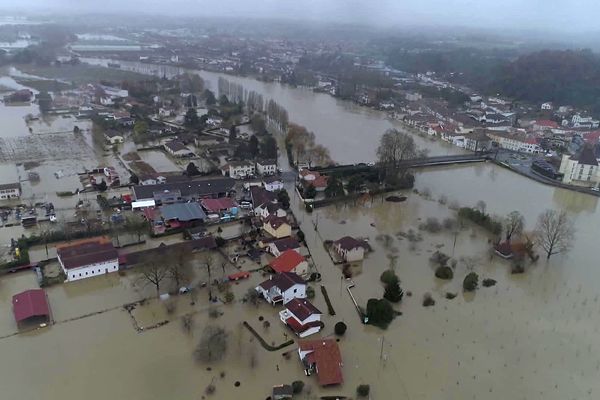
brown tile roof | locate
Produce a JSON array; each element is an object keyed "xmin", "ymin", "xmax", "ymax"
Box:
[
  {"xmin": 298, "ymin": 339, "xmax": 343, "ymax": 386},
  {"xmin": 333, "ymin": 236, "xmax": 365, "ymax": 251},
  {"xmin": 57, "ymin": 239, "xmax": 118, "ymax": 270},
  {"xmin": 285, "ymin": 298, "xmax": 321, "ymax": 321},
  {"xmin": 264, "ymin": 215, "xmax": 289, "ymax": 230},
  {"xmin": 571, "ymin": 145, "xmax": 599, "ymax": 166},
  {"xmin": 258, "ymin": 272, "xmax": 305, "ymax": 291},
  {"xmin": 272, "ymin": 237, "xmax": 300, "ymax": 252}
]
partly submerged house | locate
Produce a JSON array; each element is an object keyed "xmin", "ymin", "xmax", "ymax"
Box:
[
  {"xmin": 256, "ymin": 272, "xmax": 306, "ymax": 305},
  {"xmin": 57, "ymin": 238, "xmax": 119, "ymax": 282},
  {"xmin": 262, "ymin": 215, "xmax": 292, "ymax": 239},
  {"xmin": 12, "ymin": 289, "xmax": 51, "ymax": 328},
  {"xmin": 279, "ymin": 298, "xmax": 322, "ymax": 337},
  {"xmin": 269, "ymin": 237, "xmax": 301, "ymax": 257},
  {"xmin": 269, "ymin": 249, "xmax": 309, "ymax": 276},
  {"xmin": 332, "ymin": 236, "xmax": 367, "ymax": 262},
  {"xmin": 298, "ymin": 339, "xmax": 343, "ymax": 386}
]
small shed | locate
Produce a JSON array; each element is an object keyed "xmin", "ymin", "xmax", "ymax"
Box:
[
  {"xmin": 12, "ymin": 289, "xmax": 51, "ymax": 327},
  {"xmin": 272, "ymin": 384, "xmax": 293, "ymax": 400}
]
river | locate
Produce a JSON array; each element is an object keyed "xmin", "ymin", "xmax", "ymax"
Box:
[
  {"xmin": 0, "ymin": 59, "xmax": 598, "ymax": 400},
  {"xmin": 81, "ymin": 58, "xmax": 463, "ymax": 163}
]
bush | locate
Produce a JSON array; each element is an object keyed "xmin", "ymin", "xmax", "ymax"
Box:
[
  {"xmin": 334, "ymin": 321, "xmax": 347, "ymax": 336},
  {"xmin": 224, "ymin": 291, "xmax": 235, "ymax": 303},
  {"xmin": 380, "ymin": 269, "xmax": 397, "ymax": 285},
  {"xmin": 463, "ymin": 272, "xmax": 479, "ymax": 292},
  {"xmin": 383, "ymin": 276, "xmax": 404, "ymax": 303},
  {"xmin": 366, "ymin": 298, "xmax": 395, "ymax": 328},
  {"xmin": 445, "ymin": 292, "xmax": 457, "ymax": 299},
  {"xmin": 457, "ymin": 207, "xmax": 502, "ymax": 235},
  {"xmin": 430, "ymin": 251, "xmax": 450, "ymax": 266},
  {"xmin": 215, "ymin": 236, "xmax": 226, "ymax": 247},
  {"xmin": 357, "ymin": 384, "xmax": 370, "ymax": 397},
  {"xmin": 306, "ymin": 286, "xmax": 315, "ymax": 299},
  {"xmin": 435, "ymin": 265, "xmax": 454, "ymax": 280},
  {"xmin": 443, "ymin": 217, "xmax": 457, "ymax": 231},
  {"xmin": 292, "ymin": 380, "xmax": 304, "ymax": 394},
  {"xmin": 419, "ymin": 217, "xmax": 442, "ymax": 233},
  {"xmin": 482, "ymin": 278, "xmax": 497, "ymax": 287},
  {"xmin": 423, "ymin": 293, "xmax": 435, "ymax": 307}
]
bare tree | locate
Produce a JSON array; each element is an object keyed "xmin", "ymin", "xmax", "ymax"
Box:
[
  {"xmin": 124, "ymin": 214, "xmax": 148, "ymax": 242},
  {"xmin": 475, "ymin": 200, "xmax": 487, "ymax": 214},
  {"xmin": 137, "ymin": 256, "xmax": 170, "ymax": 297},
  {"xmin": 168, "ymin": 249, "xmax": 190, "ymax": 289},
  {"xmin": 534, "ymin": 209, "xmax": 575, "ymax": 260},
  {"xmin": 377, "ymin": 129, "xmax": 417, "ymax": 182},
  {"xmin": 194, "ymin": 325, "xmax": 228, "ymax": 363},
  {"xmin": 504, "ymin": 211, "xmax": 525, "ymax": 242}
]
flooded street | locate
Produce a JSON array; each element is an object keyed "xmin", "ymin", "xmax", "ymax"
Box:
[{"xmin": 0, "ymin": 62, "xmax": 599, "ymax": 400}]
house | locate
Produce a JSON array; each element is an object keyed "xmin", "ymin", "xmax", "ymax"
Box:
[
  {"xmin": 164, "ymin": 140, "xmax": 195, "ymax": 157},
  {"xmin": 104, "ymin": 130, "xmax": 124, "ymax": 144},
  {"xmin": 532, "ymin": 119, "xmax": 559, "ymax": 132},
  {"xmin": 57, "ymin": 238, "xmax": 119, "ymax": 282},
  {"xmin": 298, "ymin": 339, "xmax": 343, "ymax": 386},
  {"xmin": 257, "ymin": 202, "xmax": 287, "ymax": 219},
  {"xmin": 263, "ymin": 215, "xmax": 292, "ymax": 238},
  {"xmin": 201, "ymin": 197, "xmax": 238, "ymax": 215},
  {"xmin": 269, "ymin": 249, "xmax": 309, "ymax": 275},
  {"xmin": 138, "ymin": 173, "xmax": 167, "ymax": 186},
  {"xmin": 269, "ymin": 237, "xmax": 301, "ymax": 257},
  {"xmin": 272, "ymin": 385, "xmax": 293, "ymax": 400},
  {"xmin": 225, "ymin": 161, "xmax": 256, "ymax": 179},
  {"xmin": 0, "ymin": 182, "xmax": 21, "ymax": 200},
  {"xmin": 333, "ymin": 236, "xmax": 366, "ymax": 262},
  {"xmin": 464, "ymin": 131, "xmax": 492, "ymax": 152},
  {"xmin": 300, "ymin": 169, "xmax": 329, "ymax": 192},
  {"xmin": 263, "ymin": 176, "xmax": 284, "ymax": 192},
  {"xmin": 256, "ymin": 159, "xmax": 277, "ymax": 176},
  {"xmin": 250, "ymin": 186, "xmax": 278, "ymax": 211},
  {"xmin": 572, "ymin": 114, "xmax": 600, "ymax": 129},
  {"xmin": 279, "ymin": 298, "xmax": 322, "ymax": 337},
  {"xmin": 541, "ymin": 102, "xmax": 553, "ymax": 110},
  {"xmin": 559, "ymin": 145, "xmax": 600, "ymax": 187},
  {"xmin": 12, "ymin": 289, "xmax": 50, "ymax": 327},
  {"xmin": 256, "ymin": 272, "xmax": 306, "ymax": 305}
]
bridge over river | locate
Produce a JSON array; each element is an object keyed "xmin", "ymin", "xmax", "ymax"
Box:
[{"xmin": 313, "ymin": 153, "xmax": 491, "ymax": 175}]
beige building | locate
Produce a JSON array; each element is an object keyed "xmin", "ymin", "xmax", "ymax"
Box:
[{"xmin": 559, "ymin": 146, "xmax": 600, "ymax": 188}]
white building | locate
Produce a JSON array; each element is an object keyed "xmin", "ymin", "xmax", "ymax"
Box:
[
  {"xmin": 333, "ymin": 236, "xmax": 366, "ymax": 262},
  {"xmin": 572, "ymin": 114, "xmax": 600, "ymax": 129},
  {"xmin": 164, "ymin": 140, "xmax": 194, "ymax": 157},
  {"xmin": 486, "ymin": 131, "xmax": 542, "ymax": 154},
  {"xmin": 256, "ymin": 272, "xmax": 306, "ymax": 305},
  {"xmin": 226, "ymin": 161, "xmax": 256, "ymax": 179},
  {"xmin": 104, "ymin": 130, "xmax": 124, "ymax": 144},
  {"xmin": 279, "ymin": 298, "xmax": 322, "ymax": 337},
  {"xmin": 256, "ymin": 159, "xmax": 277, "ymax": 176},
  {"xmin": 0, "ymin": 182, "xmax": 21, "ymax": 200},
  {"xmin": 57, "ymin": 238, "xmax": 119, "ymax": 282},
  {"xmin": 559, "ymin": 146, "xmax": 600, "ymax": 187},
  {"xmin": 263, "ymin": 176, "xmax": 284, "ymax": 192},
  {"xmin": 541, "ymin": 102, "xmax": 553, "ymax": 110}
]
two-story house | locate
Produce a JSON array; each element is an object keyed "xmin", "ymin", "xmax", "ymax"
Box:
[{"xmin": 256, "ymin": 272, "xmax": 306, "ymax": 305}]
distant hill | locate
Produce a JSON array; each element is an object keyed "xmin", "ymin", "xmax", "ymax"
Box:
[{"xmin": 490, "ymin": 50, "xmax": 600, "ymax": 112}]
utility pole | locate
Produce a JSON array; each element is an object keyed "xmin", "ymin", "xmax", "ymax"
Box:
[{"xmin": 380, "ymin": 336, "xmax": 385, "ymax": 361}]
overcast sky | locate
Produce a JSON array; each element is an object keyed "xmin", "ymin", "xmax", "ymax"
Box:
[{"xmin": 2, "ymin": 0, "xmax": 599, "ymax": 34}]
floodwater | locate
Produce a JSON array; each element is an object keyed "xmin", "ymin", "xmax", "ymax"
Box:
[
  {"xmin": 138, "ymin": 150, "xmax": 182, "ymax": 173},
  {"xmin": 0, "ymin": 60, "xmax": 599, "ymax": 399},
  {"xmin": 81, "ymin": 58, "xmax": 463, "ymax": 163}
]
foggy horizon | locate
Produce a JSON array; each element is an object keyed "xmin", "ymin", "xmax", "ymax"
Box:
[{"xmin": 1, "ymin": 0, "xmax": 600, "ymax": 36}]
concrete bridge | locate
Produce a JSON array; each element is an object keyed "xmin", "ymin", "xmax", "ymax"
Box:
[{"xmin": 313, "ymin": 153, "xmax": 491, "ymax": 175}]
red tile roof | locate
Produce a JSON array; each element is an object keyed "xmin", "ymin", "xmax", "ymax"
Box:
[
  {"xmin": 298, "ymin": 339, "xmax": 343, "ymax": 386},
  {"xmin": 57, "ymin": 238, "xmax": 118, "ymax": 270},
  {"xmin": 285, "ymin": 298, "xmax": 321, "ymax": 321},
  {"xmin": 535, "ymin": 119, "xmax": 559, "ymax": 128},
  {"xmin": 201, "ymin": 197, "xmax": 237, "ymax": 213},
  {"xmin": 12, "ymin": 289, "xmax": 50, "ymax": 323},
  {"xmin": 269, "ymin": 250, "xmax": 305, "ymax": 273},
  {"xmin": 285, "ymin": 316, "xmax": 322, "ymax": 335}
]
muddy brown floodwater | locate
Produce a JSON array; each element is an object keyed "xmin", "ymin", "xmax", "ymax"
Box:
[{"xmin": 0, "ymin": 62, "xmax": 599, "ymax": 399}]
